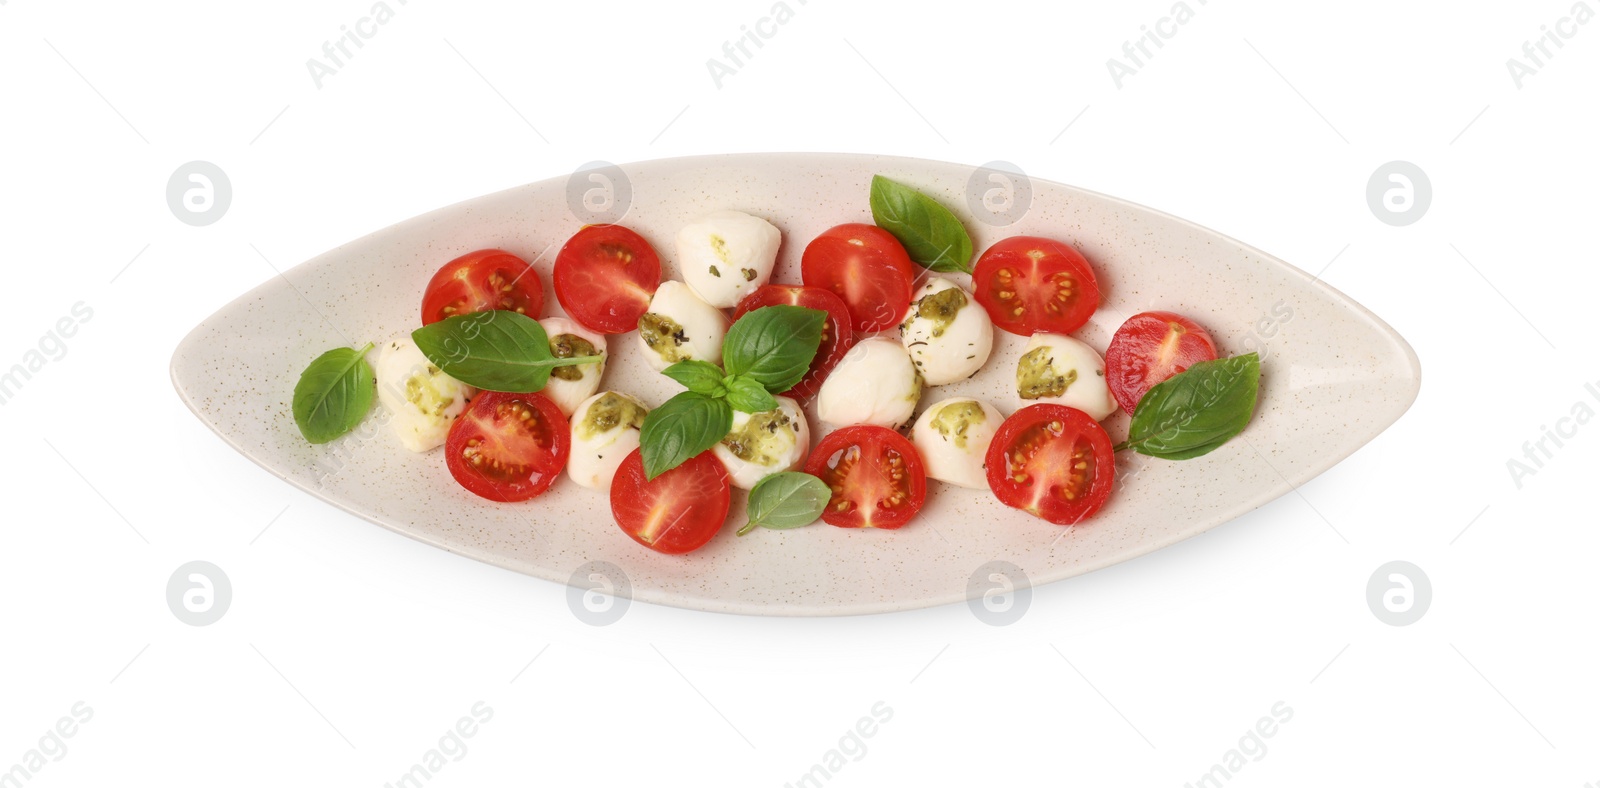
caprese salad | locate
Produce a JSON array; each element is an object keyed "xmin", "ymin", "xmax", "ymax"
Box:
[{"xmin": 290, "ymin": 174, "xmax": 1261, "ymax": 555}]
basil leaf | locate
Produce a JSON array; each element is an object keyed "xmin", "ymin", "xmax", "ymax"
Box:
[
  {"xmin": 1119, "ymin": 354, "xmax": 1261, "ymax": 460},
  {"xmin": 662, "ymin": 359, "xmax": 727, "ymax": 397},
  {"xmin": 411, "ymin": 310, "xmax": 601, "ymax": 393},
  {"xmin": 722, "ymin": 305, "xmax": 825, "ymax": 392},
  {"xmin": 639, "ymin": 391, "xmax": 734, "ymax": 480},
  {"xmin": 292, "ymin": 343, "xmax": 376, "ymax": 444},
  {"xmin": 724, "ymin": 375, "xmax": 778, "ymax": 414},
  {"xmin": 870, "ymin": 174, "xmax": 974, "ymax": 274},
  {"xmin": 737, "ymin": 471, "xmax": 831, "ymax": 535}
]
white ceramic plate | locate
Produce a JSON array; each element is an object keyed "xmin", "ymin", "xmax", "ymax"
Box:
[{"xmin": 170, "ymin": 153, "xmax": 1420, "ymax": 616}]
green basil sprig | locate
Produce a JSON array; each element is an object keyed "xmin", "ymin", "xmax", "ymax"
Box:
[
  {"xmin": 723, "ymin": 376, "xmax": 778, "ymax": 414},
  {"xmin": 639, "ymin": 392, "xmax": 733, "ymax": 481},
  {"xmin": 661, "ymin": 359, "xmax": 728, "ymax": 398},
  {"xmin": 1116, "ymin": 353, "xmax": 1261, "ymax": 459},
  {"xmin": 722, "ymin": 305, "xmax": 826, "ymax": 392},
  {"xmin": 737, "ymin": 471, "xmax": 831, "ymax": 535},
  {"xmin": 641, "ymin": 305, "xmax": 825, "ymax": 479},
  {"xmin": 411, "ymin": 310, "xmax": 601, "ymax": 393},
  {"xmin": 870, "ymin": 174, "xmax": 974, "ymax": 274},
  {"xmin": 292, "ymin": 343, "xmax": 376, "ymax": 444}
]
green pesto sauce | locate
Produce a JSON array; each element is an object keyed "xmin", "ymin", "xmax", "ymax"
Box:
[
  {"xmin": 548, "ymin": 334, "xmax": 598, "ymax": 381},
  {"xmin": 403, "ymin": 367, "xmax": 453, "ymax": 417},
  {"xmin": 931, "ymin": 400, "xmax": 986, "ymax": 449},
  {"xmin": 906, "ymin": 366, "xmax": 924, "ymax": 404},
  {"xmin": 577, "ymin": 392, "xmax": 647, "ymax": 441},
  {"xmin": 910, "ymin": 286, "xmax": 967, "ymax": 338},
  {"xmin": 638, "ymin": 312, "xmax": 690, "ymax": 363},
  {"xmin": 1017, "ymin": 346, "xmax": 1077, "ymax": 400},
  {"xmin": 721, "ymin": 409, "xmax": 796, "ymax": 465},
  {"xmin": 710, "ymin": 234, "xmax": 731, "ymax": 263}
]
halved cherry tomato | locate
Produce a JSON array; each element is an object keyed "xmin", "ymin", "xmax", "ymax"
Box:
[
  {"xmin": 985, "ymin": 404, "xmax": 1114, "ymax": 525},
  {"xmin": 800, "ymin": 223, "xmax": 916, "ymax": 333},
  {"xmin": 1106, "ymin": 311, "xmax": 1218, "ymax": 414},
  {"xmin": 553, "ymin": 224, "xmax": 662, "ymax": 334},
  {"xmin": 610, "ymin": 449, "xmax": 731, "ymax": 554},
  {"xmin": 972, "ymin": 236, "xmax": 1099, "ymax": 336},
  {"xmin": 421, "ymin": 249, "xmax": 544, "ymax": 326},
  {"xmin": 732, "ymin": 285, "xmax": 856, "ymax": 400},
  {"xmin": 804, "ymin": 425, "xmax": 926, "ymax": 529},
  {"xmin": 445, "ymin": 391, "xmax": 569, "ymax": 502}
]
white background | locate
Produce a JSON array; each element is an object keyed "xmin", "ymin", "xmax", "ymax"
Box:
[{"xmin": 2, "ymin": 0, "xmax": 1596, "ymax": 785}]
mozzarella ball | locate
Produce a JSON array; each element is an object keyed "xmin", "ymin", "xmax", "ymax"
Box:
[
  {"xmin": 816, "ymin": 337, "xmax": 922, "ymax": 429},
  {"xmin": 678, "ymin": 210, "xmax": 782, "ymax": 308},
  {"xmin": 899, "ymin": 277, "xmax": 994, "ymax": 385},
  {"xmin": 567, "ymin": 391, "xmax": 649, "ymax": 491},
  {"xmin": 375, "ymin": 338, "xmax": 474, "ymax": 452},
  {"xmin": 1015, "ymin": 332, "xmax": 1118, "ymax": 421},
  {"xmin": 635, "ymin": 281, "xmax": 730, "ymax": 372},
  {"xmin": 712, "ymin": 396, "xmax": 810, "ymax": 489},
  {"xmin": 911, "ymin": 398, "xmax": 1005, "ymax": 489},
  {"xmin": 538, "ymin": 317, "xmax": 606, "ymax": 417}
]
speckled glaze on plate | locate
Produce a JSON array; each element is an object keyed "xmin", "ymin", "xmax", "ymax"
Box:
[{"xmin": 170, "ymin": 153, "xmax": 1420, "ymax": 616}]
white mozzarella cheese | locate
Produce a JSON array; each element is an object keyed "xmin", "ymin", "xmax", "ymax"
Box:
[
  {"xmin": 816, "ymin": 337, "xmax": 922, "ymax": 429},
  {"xmin": 910, "ymin": 398, "xmax": 1004, "ymax": 489},
  {"xmin": 375, "ymin": 338, "xmax": 474, "ymax": 452},
  {"xmin": 711, "ymin": 396, "xmax": 810, "ymax": 489},
  {"xmin": 567, "ymin": 391, "xmax": 650, "ymax": 491},
  {"xmin": 677, "ymin": 210, "xmax": 782, "ymax": 308},
  {"xmin": 1015, "ymin": 332, "xmax": 1118, "ymax": 421},
  {"xmin": 537, "ymin": 317, "xmax": 607, "ymax": 417},
  {"xmin": 898, "ymin": 277, "xmax": 994, "ymax": 386},
  {"xmin": 635, "ymin": 281, "xmax": 730, "ymax": 372}
]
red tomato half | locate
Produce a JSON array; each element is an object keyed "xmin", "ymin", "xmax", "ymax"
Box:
[
  {"xmin": 421, "ymin": 249, "xmax": 544, "ymax": 326},
  {"xmin": 985, "ymin": 404, "xmax": 1114, "ymax": 525},
  {"xmin": 445, "ymin": 391, "xmax": 570, "ymax": 502},
  {"xmin": 971, "ymin": 236, "xmax": 1099, "ymax": 336},
  {"xmin": 553, "ymin": 224, "xmax": 662, "ymax": 334},
  {"xmin": 1106, "ymin": 311, "xmax": 1218, "ymax": 414},
  {"xmin": 733, "ymin": 285, "xmax": 856, "ymax": 401},
  {"xmin": 804, "ymin": 425, "xmax": 926, "ymax": 529},
  {"xmin": 800, "ymin": 223, "xmax": 916, "ymax": 333},
  {"xmin": 610, "ymin": 449, "xmax": 731, "ymax": 554}
]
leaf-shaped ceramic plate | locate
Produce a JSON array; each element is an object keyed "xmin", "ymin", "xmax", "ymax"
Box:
[{"xmin": 170, "ymin": 153, "xmax": 1420, "ymax": 616}]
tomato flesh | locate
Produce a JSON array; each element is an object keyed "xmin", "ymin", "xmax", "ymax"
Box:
[
  {"xmin": 445, "ymin": 391, "xmax": 569, "ymax": 502},
  {"xmin": 1106, "ymin": 311, "xmax": 1218, "ymax": 414},
  {"xmin": 800, "ymin": 223, "xmax": 916, "ymax": 333},
  {"xmin": 553, "ymin": 224, "xmax": 662, "ymax": 334},
  {"xmin": 804, "ymin": 425, "xmax": 926, "ymax": 529},
  {"xmin": 733, "ymin": 285, "xmax": 856, "ymax": 401},
  {"xmin": 972, "ymin": 236, "xmax": 1099, "ymax": 336},
  {"xmin": 985, "ymin": 404, "xmax": 1114, "ymax": 525},
  {"xmin": 610, "ymin": 449, "xmax": 731, "ymax": 554},
  {"xmin": 421, "ymin": 249, "xmax": 544, "ymax": 326}
]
